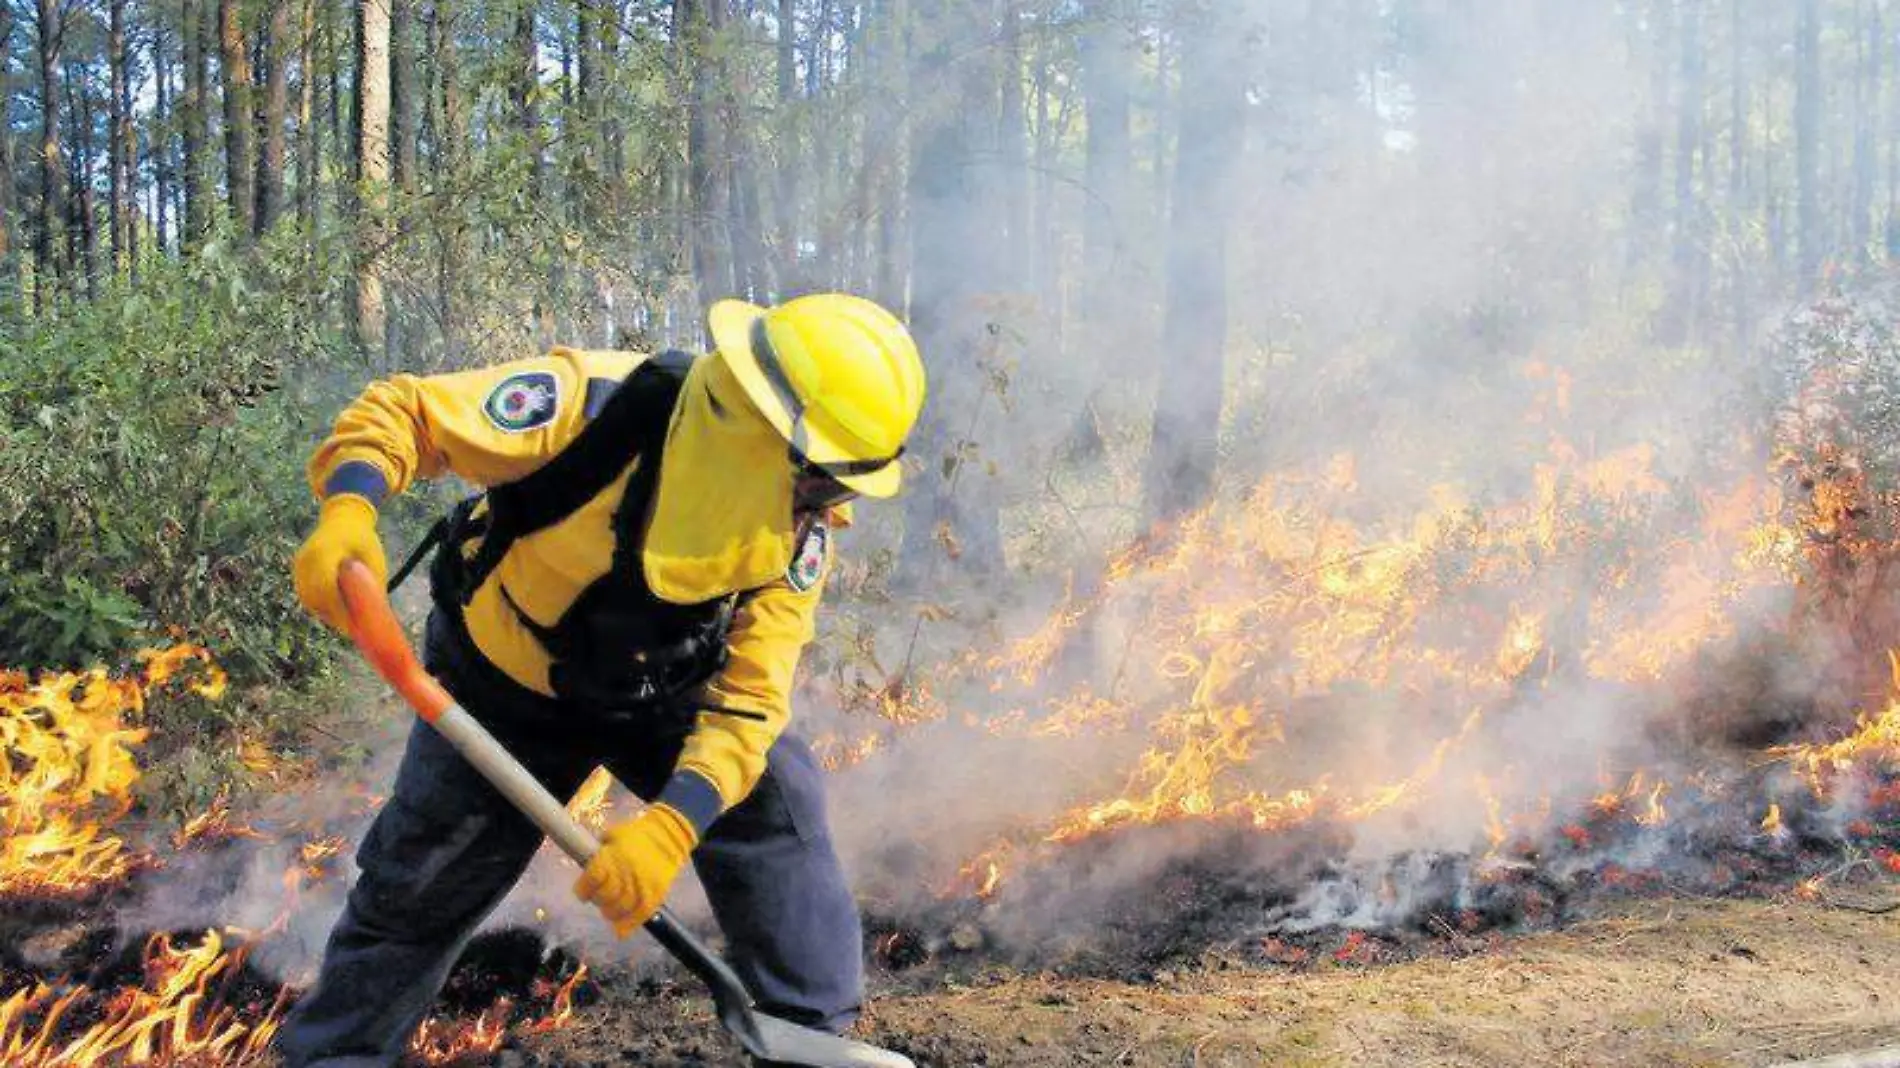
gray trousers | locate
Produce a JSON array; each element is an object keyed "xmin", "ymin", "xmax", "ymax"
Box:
[{"xmin": 276, "ymin": 616, "xmax": 864, "ymax": 1067}]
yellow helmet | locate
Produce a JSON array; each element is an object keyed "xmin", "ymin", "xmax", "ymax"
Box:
[{"xmin": 707, "ymin": 293, "xmax": 927, "ymax": 498}]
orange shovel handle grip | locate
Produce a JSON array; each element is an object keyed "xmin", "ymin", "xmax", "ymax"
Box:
[{"xmin": 338, "ymin": 559, "xmax": 454, "ymax": 724}]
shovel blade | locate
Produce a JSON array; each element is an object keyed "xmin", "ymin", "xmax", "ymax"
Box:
[{"xmin": 743, "ymin": 1012, "xmax": 916, "ymax": 1068}]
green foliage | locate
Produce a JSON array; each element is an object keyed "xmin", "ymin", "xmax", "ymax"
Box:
[
  {"xmin": 0, "ymin": 228, "xmax": 354, "ymax": 683},
  {"xmin": 0, "ymin": 573, "xmax": 145, "ymax": 666},
  {"xmin": 1772, "ymin": 282, "xmax": 1900, "ymax": 498}
]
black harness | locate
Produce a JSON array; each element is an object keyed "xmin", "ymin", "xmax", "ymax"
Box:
[{"xmin": 400, "ymin": 351, "xmax": 737, "ymax": 725}]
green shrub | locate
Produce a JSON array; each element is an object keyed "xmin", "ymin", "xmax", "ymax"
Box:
[{"xmin": 0, "ymin": 232, "xmax": 356, "ymax": 684}]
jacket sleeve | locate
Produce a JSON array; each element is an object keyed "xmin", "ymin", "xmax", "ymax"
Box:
[
  {"xmin": 306, "ymin": 350, "xmax": 600, "ymax": 502},
  {"xmin": 657, "ymin": 511, "xmax": 849, "ymax": 834}
]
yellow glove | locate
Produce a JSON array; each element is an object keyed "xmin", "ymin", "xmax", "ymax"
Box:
[
  {"xmin": 574, "ymin": 803, "xmax": 698, "ymax": 938},
  {"xmin": 291, "ymin": 495, "xmax": 387, "ymax": 632}
]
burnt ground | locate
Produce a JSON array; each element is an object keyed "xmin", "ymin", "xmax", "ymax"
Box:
[{"xmin": 517, "ymin": 893, "xmax": 1900, "ymax": 1067}]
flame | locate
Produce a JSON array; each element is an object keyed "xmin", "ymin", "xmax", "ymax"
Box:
[
  {"xmin": 174, "ymin": 790, "xmax": 265, "ymax": 849},
  {"xmin": 1772, "ymin": 652, "xmax": 1900, "ymax": 791},
  {"xmin": 522, "ymin": 963, "xmax": 588, "ymax": 1035},
  {"xmin": 408, "ymin": 1002, "xmax": 512, "ymax": 1064},
  {"xmin": 814, "ymin": 730, "xmax": 887, "ymax": 772},
  {"xmin": 406, "ymin": 964, "xmax": 589, "ymax": 1065},
  {"xmin": 1633, "ymin": 781, "xmax": 1669, "ymax": 828},
  {"xmin": 2, "ymin": 644, "xmax": 597, "ymax": 1065},
  {"xmin": 0, "ymin": 929, "xmax": 288, "ymax": 1065},
  {"xmin": 1, "ymin": 646, "xmax": 223, "ymax": 898},
  {"xmin": 1760, "ymin": 803, "xmax": 1783, "ymax": 836},
  {"xmin": 875, "ymin": 384, "xmax": 1897, "ymax": 900}
]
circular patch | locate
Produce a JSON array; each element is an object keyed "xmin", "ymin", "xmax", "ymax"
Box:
[
  {"xmin": 787, "ymin": 521, "xmax": 830, "ymax": 592},
  {"xmin": 483, "ymin": 371, "xmax": 561, "ymax": 433}
]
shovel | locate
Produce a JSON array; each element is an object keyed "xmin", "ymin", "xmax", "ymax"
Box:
[{"xmin": 336, "ymin": 560, "xmax": 914, "ymax": 1068}]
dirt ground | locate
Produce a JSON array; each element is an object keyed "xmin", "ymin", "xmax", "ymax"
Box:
[{"xmin": 518, "ymin": 895, "xmax": 1900, "ymax": 1068}]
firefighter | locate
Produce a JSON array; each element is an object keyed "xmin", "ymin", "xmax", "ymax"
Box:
[{"xmin": 276, "ymin": 294, "xmax": 926, "ymax": 1067}]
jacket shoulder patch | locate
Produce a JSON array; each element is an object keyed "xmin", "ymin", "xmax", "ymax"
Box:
[
  {"xmin": 483, "ymin": 371, "xmax": 561, "ymax": 433},
  {"xmin": 787, "ymin": 521, "xmax": 830, "ymax": 592}
]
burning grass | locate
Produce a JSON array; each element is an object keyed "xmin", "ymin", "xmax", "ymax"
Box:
[
  {"xmin": 0, "ymin": 648, "xmax": 597, "ymax": 1067},
  {"xmin": 1, "ymin": 647, "xmax": 222, "ymax": 901},
  {"xmin": 10, "ymin": 346, "xmax": 1900, "ymax": 1062},
  {"xmin": 816, "ymin": 361, "xmax": 1900, "ymax": 975}
]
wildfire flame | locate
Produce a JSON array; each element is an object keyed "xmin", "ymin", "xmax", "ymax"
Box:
[
  {"xmin": 1771, "ymin": 652, "xmax": 1900, "ymax": 789},
  {"xmin": 854, "ymin": 368, "xmax": 1900, "ymax": 902},
  {"xmin": 0, "ymin": 645, "xmax": 222, "ymax": 898},
  {"xmin": 2, "ymin": 644, "xmax": 596, "ymax": 1064},
  {"xmin": 0, "ymin": 929, "xmax": 288, "ymax": 1066},
  {"xmin": 406, "ymin": 964, "xmax": 589, "ymax": 1066}
]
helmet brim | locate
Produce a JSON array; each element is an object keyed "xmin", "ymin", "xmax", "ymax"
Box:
[{"xmin": 708, "ymin": 299, "xmax": 905, "ymax": 499}]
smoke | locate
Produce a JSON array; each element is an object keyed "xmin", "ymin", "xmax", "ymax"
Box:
[
  {"xmin": 118, "ymin": 5, "xmax": 1892, "ymax": 978},
  {"xmin": 795, "ymin": 1, "xmax": 1895, "ymax": 954}
]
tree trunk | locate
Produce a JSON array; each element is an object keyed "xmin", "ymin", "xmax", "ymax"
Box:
[
  {"xmin": 296, "ymin": 0, "xmax": 319, "ymax": 231},
  {"xmin": 1141, "ymin": 0, "xmax": 1249, "ymax": 527},
  {"xmin": 1080, "ymin": 0, "xmax": 1134, "ymax": 354},
  {"xmin": 1630, "ymin": 0, "xmax": 1672, "ymax": 269},
  {"xmin": 726, "ymin": 6, "xmax": 770, "ymax": 298},
  {"xmin": 437, "ymin": 0, "xmax": 464, "ymax": 173},
  {"xmin": 575, "ymin": 0, "xmax": 594, "ymax": 192},
  {"xmin": 1729, "ymin": 0, "xmax": 1751, "ymax": 355},
  {"xmin": 181, "ymin": 0, "xmax": 208, "ymax": 246},
  {"xmin": 869, "ymin": 0, "xmax": 907, "ymax": 311},
  {"xmin": 35, "ymin": 0, "xmax": 62, "ymax": 307},
  {"xmin": 67, "ymin": 60, "xmax": 98, "ymax": 299},
  {"xmin": 514, "ymin": 0, "xmax": 543, "ymax": 199},
  {"xmin": 995, "ymin": 0, "xmax": 1028, "ymax": 291},
  {"xmin": 258, "ymin": 0, "xmax": 290, "ymax": 231},
  {"xmin": 328, "ymin": 0, "xmax": 344, "ymax": 182},
  {"xmin": 774, "ymin": 0, "xmax": 798, "ymax": 275},
  {"xmin": 120, "ymin": 8, "xmax": 137, "ymax": 272},
  {"xmin": 1150, "ymin": 21, "xmax": 1172, "ymax": 225},
  {"xmin": 1890, "ymin": 0, "xmax": 1900, "ymax": 259},
  {"xmin": 221, "ymin": 0, "xmax": 256, "ymax": 234},
  {"xmin": 152, "ymin": 27, "xmax": 170, "ymax": 256},
  {"xmin": 1666, "ymin": 0, "xmax": 1707, "ymax": 341},
  {"xmin": 1796, "ymin": 0, "xmax": 1822, "ymax": 291},
  {"xmin": 599, "ymin": 0, "xmax": 621, "ymax": 185},
  {"xmin": 897, "ymin": 1, "xmax": 1008, "ymax": 584},
  {"xmin": 356, "ymin": 0, "xmax": 391, "ymax": 354},
  {"xmin": 390, "ymin": 0, "xmax": 417, "ymax": 189},
  {"xmin": 681, "ymin": 0, "xmax": 732, "ymax": 302},
  {"xmin": 1032, "ymin": 29, "xmax": 1057, "ymax": 324},
  {"xmin": 1851, "ymin": 0, "xmax": 1880, "ymax": 262},
  {"xmin": 109, "ymin": 0, "xmax": 128, "ymax": 274},
  {"xmin": 429, "ymin": 0, "xmax": 469, "ymax": 358},
  {"xmin": 1, "ymin": 0, "xmax": 15, "ymax": 273},
  {"xmin": 1064, "ymin": 0, "xmax": 1136, "ymax": 461}
]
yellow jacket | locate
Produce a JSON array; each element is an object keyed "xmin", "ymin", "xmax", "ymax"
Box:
[{"xmin": 308, "ymin": 346, "xmax": 846, "ymax": 828}]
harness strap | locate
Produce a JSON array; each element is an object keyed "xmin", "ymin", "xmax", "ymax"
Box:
[
  {"xmin": 386, "ymin": 512, "xmax": 450, "ymax": 593},
  {"xmin": 458, "ymin": 350, "xmax": 697, "ymax": 603}
]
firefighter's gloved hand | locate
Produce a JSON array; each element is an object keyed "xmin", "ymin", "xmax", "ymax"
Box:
[
  {"xmin": 576, "ymin": 803, "xmax": 697, "ymax": 937},
  {"xmin": 292, "ymin": 495, "xmax": 388, "ymax": 633}
]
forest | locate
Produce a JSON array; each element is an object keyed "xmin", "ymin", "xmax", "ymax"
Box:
[
  {"xmin": 4, "ymin": 1, "xmax": 1900, "ymax": 1065},
  {"xmin": 3, "ymin": 0, "xmax": 1899, "ymax": 672}
]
